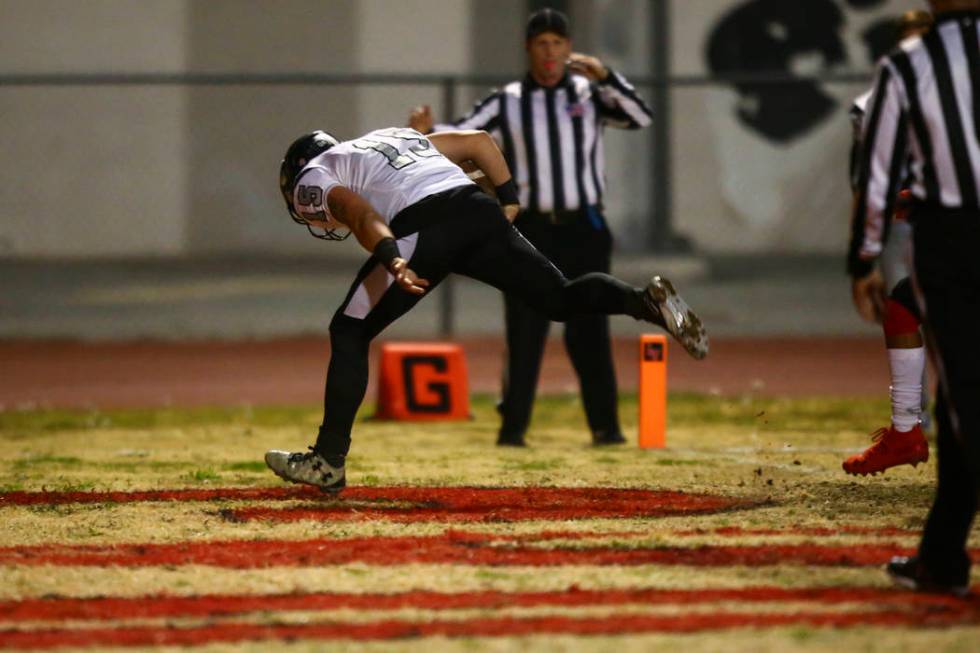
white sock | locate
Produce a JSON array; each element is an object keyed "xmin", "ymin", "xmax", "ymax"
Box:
[{"xmin": 889, "ymin": 347, "xmax": 925, "ymax": 432}]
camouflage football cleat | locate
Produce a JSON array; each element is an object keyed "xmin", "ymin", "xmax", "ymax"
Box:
[
  {"xmin": 265, "ymin": 447, "xmax": 346, "ymax": 493},
  {"xmin": 643, "ymin": 276, "xmax": 709, "ymax": 360},
  {"xmin": 842, "ymin": 425, "xmax": 928, "ymax": 476}
]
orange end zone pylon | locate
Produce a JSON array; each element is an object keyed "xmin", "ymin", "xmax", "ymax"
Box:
[
  {"xmin": 376, "ymin": 342, "xmax": 470, "ymax": 421},
  {"xmin": 638, "ymin": 334, "xmax": 667, "ymax": 448}
]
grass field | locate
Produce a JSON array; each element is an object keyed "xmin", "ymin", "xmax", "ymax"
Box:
[{"xmin": 1, "ymin": 393, "xmax": 978, "ymax": 652}]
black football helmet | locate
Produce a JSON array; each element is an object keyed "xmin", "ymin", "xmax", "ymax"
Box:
[{"xmin": 278, "ymin": 130, "xmax": 349, "ymax": 241}]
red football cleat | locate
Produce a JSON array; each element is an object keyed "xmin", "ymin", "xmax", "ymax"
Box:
[{"xmin": 843, "ymin": 425, "xmax": 929, "ymax": 476}]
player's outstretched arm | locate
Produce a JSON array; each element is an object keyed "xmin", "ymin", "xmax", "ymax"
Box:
[
  {"xmin": 428, "ymin": 130, "xmax": 520, "ymax": 221},
  {"xmin": 428, "ymin": 130, "xmax": 510, "ymax": 185},
  {"xmin": 325, "ymin": 186, "xmax": 429, "ymax": 295}
]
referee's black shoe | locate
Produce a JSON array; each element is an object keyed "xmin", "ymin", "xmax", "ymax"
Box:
[
  {"xmin": 886, "ymin": 555, "xmax": 970, "ymax": 597},
  {"xmin": 592, "ymin": 430, "xmax": 627, "ymax": 446},
  {"xmin": 642, "ymin": 276, "xmax": 709, "ymax": 360},
  {"xmin": 496, "ymin": 433, "xmax": 526, "ymax": 447}
]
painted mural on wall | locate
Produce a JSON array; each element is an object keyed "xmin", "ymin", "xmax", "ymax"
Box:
[
  {"xmin": 685, "ymin": 0, "xmax": 914, "ymax": 247},
  {"xmin": 705, "ymin": 0, "xmax": 896, "ymax": 143}
]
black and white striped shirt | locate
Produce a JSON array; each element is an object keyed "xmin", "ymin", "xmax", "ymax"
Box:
[
  {"xmin": 849, "ymin": 10, "xmax": 980, "ymax": 277},
  {"xmin": 434, "ymin": 70, "xmax": 652, "ymax": 213}
]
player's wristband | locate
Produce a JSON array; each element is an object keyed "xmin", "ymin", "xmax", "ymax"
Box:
[
  {"xmin": 374, "ymin": 237, "xmax": 401, "ymax": 272},
  {"xmin": 494, "ymin": 179, "xmax": 519, "ymax": 206}
]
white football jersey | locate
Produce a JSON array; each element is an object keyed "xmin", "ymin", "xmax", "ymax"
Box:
[{"xmin": 292, "ymin": 128, "xmax": 474, "ymax": 227}]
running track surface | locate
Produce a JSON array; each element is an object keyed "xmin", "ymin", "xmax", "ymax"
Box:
[{"xmin": 0, "ymin": 336, "xmax": 892, "ymax": 410}]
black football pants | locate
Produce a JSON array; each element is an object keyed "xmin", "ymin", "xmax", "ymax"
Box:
[
  {"xmin": 315, "ymin": 186, "xmax": 645, "ymax": 456},
  {"xmin": 912, "ymin": 206, "xmax": 980, "ymax": 583},
  {"xmin": 500, "ymin": 210, "xmax": 620, "ymax": 442}
]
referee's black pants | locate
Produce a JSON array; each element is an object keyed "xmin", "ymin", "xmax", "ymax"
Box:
[
  {"xmin": 499, "ymin": 208, "xmax": 621, "ymax": 443},
  {"xmin": 314, "ymin": 186, "xmax": 645, "ymax": 457},
  {"xmin": 912, "ymin": 206, "xmax": 980, "ymax": 583}
]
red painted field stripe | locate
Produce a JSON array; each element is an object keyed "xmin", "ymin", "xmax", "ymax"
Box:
[
  {"xmin": 0, "ymin": 486, "xmax": 318, "ymax": 506},
  {"xmin": 2, "ymin": 606, "xmax": 979, "ymax": 650},
  {"xmin": 1, "ymin": 530, "xmax": 954, "ymax": 568},
  {"xmin": 0, "ymin": 486, "xmax": 750, "ymax": 521},
  {"xmin": 1, "ymin": 586, "xmax": 974, "ymax": 623},
  {"xmin": 675, "ymin": 526, "xmax": 919, "ymax": 538},
  {"xmin": 511, "ymin": 527, "xmax": 920, "ymax": 540},
  {"xmin": 1, "ymin": 486, "xmax": 913, "ymax": 534}
]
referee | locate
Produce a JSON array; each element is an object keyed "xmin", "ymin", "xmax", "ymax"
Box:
[
  {"xmin": 850, "ymin": 0, "xmax": 980, "ymax": 595},
  {"xmin": 409, "ymin": 8, "xmax": 655, "ymax": 447}
]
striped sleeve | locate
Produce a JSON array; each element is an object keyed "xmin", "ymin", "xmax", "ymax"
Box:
[
  {"xmin": 847, "ymin": 60, "xmax": 909, "ymax": 278},
  {"xmin": 848, "ymin": 91, "xmax": 872, "ymax": 192},
  {"xmin": 432, "ymin": 90, "xmax": 502, "ymax": 133},
  {"xmin": 593, "ymin": 69, "xmax": 653, "ymax": 129}
]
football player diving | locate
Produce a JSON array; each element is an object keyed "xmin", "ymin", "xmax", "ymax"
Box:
[{"xmin": 265, "ymin": 127, "xmax": 708, "ymax": 492}]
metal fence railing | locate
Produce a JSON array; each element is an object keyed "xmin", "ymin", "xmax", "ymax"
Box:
[
  {"xmin": 0, "ymin": 67, "xmax": 875, "ymax": 246},
  {"xmin": 0, "ymin": 69, "xmax": 874, "ymax": 336}
]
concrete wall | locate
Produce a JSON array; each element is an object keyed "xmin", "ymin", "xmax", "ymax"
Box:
[
  {"xmin": 667, "ymin": 0, "xmax": 923, "ymax": 254},
  {"xmin": 183, "ymin": 1, "xmax": 360, "ymax": 255},
  {"xmin": 0, "ymin": 0, "xmax": 188, "ymax": 257},
  {"xmin": 0, "ymin": 0, "xmax": 479, "ymax": 258},
  {"xmin": 0, "ymin": 0, "xmax": 928, "ymax": 258}
]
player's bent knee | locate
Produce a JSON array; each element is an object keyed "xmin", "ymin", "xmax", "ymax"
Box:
[
  {"xmin": 329, "ymin": 314, "xmax": 371, "ymax": 350},
  {"xmin": 514, "ymin": 277, "xmax": 572, "ymax": 322},
  {"xmin": 537, "ymin": 299, "xmax": 571, "ymax": 322},
  {"xmin": 542, "ymin": 279, "xmax": 581, "ymax": 322}
]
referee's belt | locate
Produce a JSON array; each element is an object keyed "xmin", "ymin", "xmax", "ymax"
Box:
[
  {"xmin": 524, "ymin": 205, "xmax": 600, "ymax": 225},
  {"xmin": 909, "ymin": 200, "xmax": 980, "ymax": 222}
]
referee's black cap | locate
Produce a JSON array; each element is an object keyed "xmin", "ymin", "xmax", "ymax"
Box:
[{"xmin": 526, "ymin": 8, "xmax": 570, "ymax": 41}]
